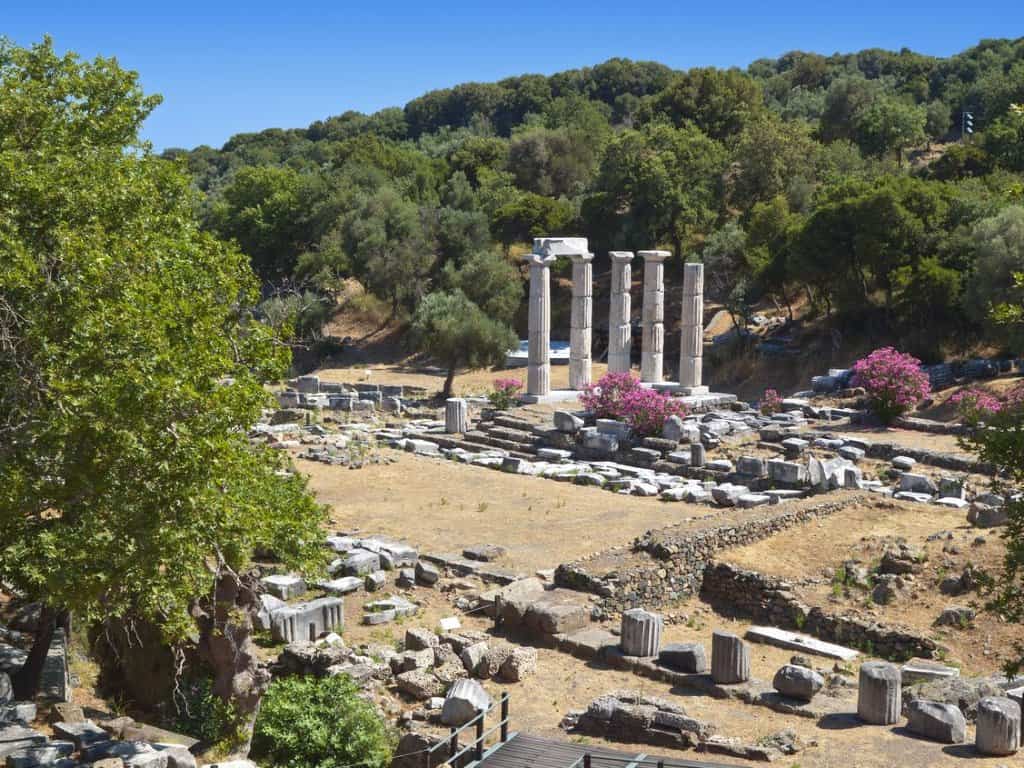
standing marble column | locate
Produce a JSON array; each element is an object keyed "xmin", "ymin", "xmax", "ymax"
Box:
[
  {"xmin": 608, "ymin": 251, "xmax": 634, "ymax": 373},
  {"xmin": 639, "ymin": 250, "xmax": 669, "ymax": 383},
  {"xmin": 679, "ymin": 262, "xmax": 707, "ymax": 393},
  {"xmin": 524, "ymin": 253, "xmax": 556, "ymax": 397},
  {"xmin": 569, "ymin": 252, "xmax": 595, "ymax": 390}
]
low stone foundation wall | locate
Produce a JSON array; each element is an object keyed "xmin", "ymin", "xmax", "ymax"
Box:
[
  {"xmin": 555, "ymin": 497, "xmax": 861, "ymax": 613},
  {"xmin": 863, "ymin": 442, "xmax": 994, "ymax": 475},
  {"xmin": 700, "ymin": 562, "xmax": 936, "ymax": 661}
]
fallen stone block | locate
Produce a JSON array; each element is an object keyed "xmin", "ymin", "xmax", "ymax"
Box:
[
  {"xmin": 52, "ymin": 720, "xmax": 109, "ymax": 750},
  {"xmin": 441, "ymin": 679, "xmax": 492, "ymax": 726},
  {"xmin": 906, "ymin": 699, "xmax": 967, "ymax": 744},
  {"xmin": 901, "ymin": 659, "xmax": 960, "ymax": 686},
  {"xmin": 773, "ymin": 664, "xmax": 824, "ymax": 702},
  {"xmin": 396, "ymin": 670, "xmax": 445, "ymax": 700},
  {"xmin": 745, "ymin": 626, "xmax": 858, "ymax": 661},
  {"xmin": 658, "ymin": 643, "xmax": 707, "ymax": 674},
  {"xmin": 498, "ymin": 647, "xmax": 538, "ymax": 682},
  {"xmin": 270, "ymin": 597, "xmax": 344, "ymax": 643},
  {"xmin": 260, "ymin": 574, "xmax": 307, "ymax": 601}
]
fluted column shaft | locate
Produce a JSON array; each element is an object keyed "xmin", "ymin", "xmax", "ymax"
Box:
[
  {"xmin": 608, "ymin": 251, "xmax": 634, "ymax": 374},
  {"xmin": 569, "ymin": 252, "xmax": 594, "ymax": 390},
  {"xmin": 525, "ymin": 253, "xmax": 556, "ymax": 397},
  {"xmin": 639, "ymin": 250, "xmax": 669, "ymax": 383},
  {"xmin": 679, "ymin": 262, "xmax": 705, "ymax": 389}
]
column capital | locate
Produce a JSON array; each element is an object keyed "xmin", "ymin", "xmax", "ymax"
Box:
[
  {"xmin": 609, "ymin": 251, "xmax": 635, "ymax": 263},
  {"xmin": 533, "ymin": 236, "xmax": 589, "ymax": 258},
  {"xmin": 638, "ymin": 249, "xmax": 671, "ymax": 262},
  {"xmin": 523, "ymin": 253, "xmax": 558, "ymax": 268},
  {"xmin": 568, "ymin": 252, "xmax": 595, "ymax": 264}
]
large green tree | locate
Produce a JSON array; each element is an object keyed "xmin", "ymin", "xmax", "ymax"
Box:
[{"xmin": 0, "ymin": 39, "xmax": 325, "ymax": 749}]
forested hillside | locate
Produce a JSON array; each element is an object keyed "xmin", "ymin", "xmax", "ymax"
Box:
[{"xmin": 166, "ymin": 38, "xmax": 1024, "ymax": 364}]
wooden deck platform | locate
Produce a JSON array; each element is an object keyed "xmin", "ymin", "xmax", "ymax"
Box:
[{"xmin": 471, "ymin": 732, "xmax": 744, "ymax": 768}]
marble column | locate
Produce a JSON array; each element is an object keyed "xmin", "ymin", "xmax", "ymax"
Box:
[
  {"xmin": 639, "ymin": 250, "xmax": 669, "ymax": 383},
  {"xmin": 608, "ymin": 251, "xmax": 634, "ymax": 373},
  {"xmin": 679, "ymin": 262, "xmax": 707, "ymax": 393},
  {"xmin": 445, "ymin": 398, "xmax": 469, "ymax": 433},
  {"xmin": 525, "ymin": 253, "xmax": 556, "ymax": 397},
  {"xmin": 569, "ymin": 252, "xmax": 595, "ymax": 390}
]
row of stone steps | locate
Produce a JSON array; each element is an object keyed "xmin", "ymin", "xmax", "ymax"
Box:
[{"xmin": 420, "ymin": 433, "xmax": 537, "ymax": 461}]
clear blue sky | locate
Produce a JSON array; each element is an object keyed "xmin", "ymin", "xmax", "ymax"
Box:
[{"xmin": 5, "ymin": 1, "xmax": 1020, "ymax": 151}]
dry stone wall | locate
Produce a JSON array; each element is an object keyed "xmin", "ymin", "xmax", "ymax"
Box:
[
  {"xmin": 700, "ymin": 562, "xmax": 937, "ymax": 661},
  {"xmin": 555, "ymin": 498, "xmax": 859, "ymax": 612}
]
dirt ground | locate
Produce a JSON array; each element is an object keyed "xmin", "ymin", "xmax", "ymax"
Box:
[
  {"xmin": 336, "ymin": 581, "xmax": 1013, "ymax": 768},
  {"xmin": 300, "ymin": 451, "xmax": 707, "ymax": 574},
  {"xmin": 723, "ymin": 497, "xmax": 1012, "ymax": 677}
]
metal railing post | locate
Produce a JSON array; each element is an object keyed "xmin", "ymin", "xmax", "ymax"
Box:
[
  {"xmin": 449, "ymin": 726, "xmax": 458, "ymax": 764},
  {"xmin": 475, "ymin": 716, "xmax": 484, "ymax": 760},
  {"xmin": 584, "ymin": 754, "xmax": 592, "ymax": 768},
  {"xmin": 500, "ymin": 692, "xmax": 509, "ymax": 742}
]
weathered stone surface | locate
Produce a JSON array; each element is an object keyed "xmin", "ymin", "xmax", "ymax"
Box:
[
  {"xmin": 52, "ymin": 720, "xmax": 109, "ymax": 749},
  {"xmin": 711, "ymin": 631, "xmax": 750, "ymax": 684},
  {"xmin": 405, "ymin": 628, "xmax": 438, "ymax": 651},
  {"xmin": 554, "ymin": 411, "xmax": 584, "ymax": 433},
  {"xmin": 858, "ymin": 662, "xmax": 901, "ymax": 725},
  {"xmin": 745, "ymin": 626, "xmax": 859, "ymax": 662},
  {"xmin": 969, "ymin": 503, "xmax": 1009, "ymax": 528},
  {"xmin": 444, "ymin": 398, "xmax": 469, "ymax": 433},
  {"xmin": 773, "ymin": 664, "xmax": 824, "ymax": 702},
  {"xmin": 5, "ymin": 741, "xmax": 75, "ymax": 768},
  {"xmin": 906, "ymin": 699, "xmax": 967, "ymax": 744},
  {"xmin": 498, "ymin": 647, "xmax": 538, "ymax": 682},
  {"xmin": 936, "ymin": 605, "xmax": 975, "ymax": 627},
  {"xmin": 975, "ymin": 696, "xmax": 1020, "ymax": 756},
  {"xmin": 441, "ymin": 679, "xmax": 493, "ymax": 726},
  {"xmin": 899, "ymin": 472, "xmax": 937, "ymax": 495},
  {"xmin": 396, "ymin": 670, "xmax": 444, "ymax": 700},
  {"xmin": 364, "ymin": 571, "xmax": 387, "ymax": 592},
  {"xmin": 659, "ymin": 643, "xmax": 707, "ymax": 674},
  {"xmin": 901, "ymin": 659, "xmax": 960, "ymax": 685},
  {"xmin": 0, "ymin": 672, "xmax": 10, "ymax": 705},
  {"xmin": 620, "ymin": 609, "xmax": 662, "ymax": 657},
  {"xmin": 460, "ymin": 642, "xmax": 489, "ymax": 676},
  {"xmin": 270, "ymin": 597, "xmax": 344, "ymax": 643},
  {"xmin": 415, "ymin": 560, "xmax": 440, "ymax": 586},
  {"xmin": 260, "ymin": 574, "xmax": 306, "ymax": 600}
]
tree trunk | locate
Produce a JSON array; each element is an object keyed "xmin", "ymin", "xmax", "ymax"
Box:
[
  {"xmin": 443, "ymin": 364, "xmax": 457, "ymax": 399},
  {"xmin": 11, "ymin": 604, "xmax": 62, "ymax": 699},
  {"xmin": 193, "ymin": 572, "xmax": 269, "ymax": 758}
]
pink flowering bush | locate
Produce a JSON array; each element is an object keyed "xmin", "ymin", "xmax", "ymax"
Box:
[
  {"xmin": 581, "ymin": 372, "xmax": 687, "ymax": 437},
  {"xmin": 850, "ymin": 347, "xmax": 931, "ymax": 425},
  {"xmin": 949, "ymin": 387, "xmax": 1004, "ymax": 424},
  {"xmin": 488, "ymin": 377, "xmax": 522, "ymax": 409},
  {"xmin": 760, "ymin": 388, "xmax": 783, "ymax": 416},
  {"xmin": 950, "ymin": 383, "xmax": 1024, "ymax": 424}
]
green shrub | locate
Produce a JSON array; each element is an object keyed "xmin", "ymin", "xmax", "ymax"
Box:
[
  {"xmin": 174, "ymin": 676, "xmax": 238, "ymax": 747},
  {"xmin": 252, "ymin": 675, "xmax": 394, "ymax": 768}
]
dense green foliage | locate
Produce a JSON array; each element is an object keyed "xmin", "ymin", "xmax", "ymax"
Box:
[
  {"xmin": 0, "ymin": 38, "xmax": 326, "ymax": 684},
  {"xmin": 252, "ymin": 675, "xmax": 394, "ymax": 768},
  {"xmin": 169, "ymin": 37, "xmax": 1024, "ymax": 361}
]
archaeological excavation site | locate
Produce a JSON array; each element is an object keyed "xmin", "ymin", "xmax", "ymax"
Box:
[{"xmin": 4, "ymin": 28, "xmax": 1024, "ymax": 768}]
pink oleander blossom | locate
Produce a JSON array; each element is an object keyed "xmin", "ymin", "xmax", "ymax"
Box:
[
  {"xmin": 850, "ymin": 347, "xmax": 931, "ymax": 425},
  {"xmin": 488, "ymin": 377, "xmax": 522, "ymax": 409},
  {"xmin": 949, "ymin": 387, "xmax": 1004, "ymax": 423},
  {"xmin": 581, "ymin": 372, "xmax": 688, "ymax": 436},
  {"xmin": 760, "ymin": 388, "xmax": 783, "ymax": 416}
]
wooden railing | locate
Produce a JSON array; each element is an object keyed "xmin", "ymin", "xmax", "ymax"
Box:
[{"xmin": 425, "ymin": 691, "xmax": 511, "ymax": 768}]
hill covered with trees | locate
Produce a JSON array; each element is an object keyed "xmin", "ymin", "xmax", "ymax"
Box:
[{"xmin": 166, "ymin": 37, "xmax": 1024, "ymax": 366}]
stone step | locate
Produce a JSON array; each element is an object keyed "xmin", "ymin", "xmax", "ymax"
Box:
[
  {"xmin": 467, "ymin": 432, "xmax": 539, "ymax": 455},
  {"xmin": 491, "ymin": 415, "xmax": 538, "ymax": 432},
  {"xmin": 485, "ymin": 425, "xmax": 539, "ymax": 443},
  {"xmin": 425, "ymin": 434, "xmax": 536, "ymax": 461}
]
